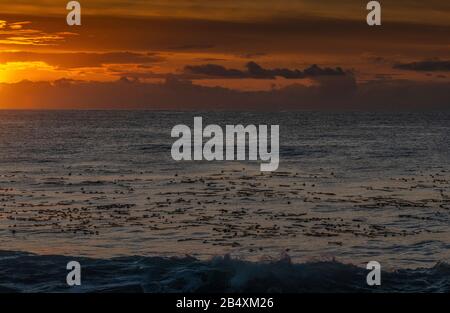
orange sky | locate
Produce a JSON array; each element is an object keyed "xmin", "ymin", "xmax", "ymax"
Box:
[{"xmin": 0, "ymin": 0, "xmax": 449, "ymax": 109}]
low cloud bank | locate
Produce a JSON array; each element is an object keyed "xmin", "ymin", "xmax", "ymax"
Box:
[{"xmin": 1, "ymin": 76, "xmax": 449, "ymax": 111}]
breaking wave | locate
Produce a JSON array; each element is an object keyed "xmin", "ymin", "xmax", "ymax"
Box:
[{"xmin": 0, "ymin": 250, "xmax": 449, "ymax": 293}]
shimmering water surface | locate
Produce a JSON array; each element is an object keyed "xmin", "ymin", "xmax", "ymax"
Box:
[{"xmin": 0, "ymin": 111, "xmax": 449, "ymax": 272}]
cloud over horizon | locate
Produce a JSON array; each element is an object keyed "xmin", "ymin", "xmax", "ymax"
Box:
[
  {"xmin": 394, "ymin": 60, "xmax": 450, "ymax": 72},
  {"xmin": 0, "ymin": 3, "xmax": 449, "ymax": 111},
  {"xmin": 1, "ymin": 76, "xmax": 449, "ymax": 111},
  {"xmin": 0, "ymin": 51, "xmax": 163, "ymax": 69},
  {"xmin": 184, "ymin": 62, "xmax": 347, "ymax": 79}
]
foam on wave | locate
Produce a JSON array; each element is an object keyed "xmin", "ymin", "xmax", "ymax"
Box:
[{"xmin": 0, "ymin": 251, "xmax": 449, "ymax": 293}]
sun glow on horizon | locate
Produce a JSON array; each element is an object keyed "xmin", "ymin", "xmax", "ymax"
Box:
[
  {"xmin": 0, "ymin": 61, "xmax": 60, "ymax": 83},
  {"xmin": 0, "ymin": 66, "xmax": 8, "ymax": 83}
]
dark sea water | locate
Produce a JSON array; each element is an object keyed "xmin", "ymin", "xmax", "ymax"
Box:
[
  {"xmin": 0, "ymin": 111, "xmax": 449, "ymax": 292},
  {"xmin": 1, "ymin": 250, "xmax": 449, "ymax": 293}
]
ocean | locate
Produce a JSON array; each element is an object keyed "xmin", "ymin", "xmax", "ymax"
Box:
[{"xmin": 0, "ymin": 111, "xmax": 449, "ymax": 292}]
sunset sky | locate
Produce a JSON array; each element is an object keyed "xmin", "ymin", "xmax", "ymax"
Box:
[{"xmin": 0, "ymin": 0, "xmax": 449, "ymax": 109}]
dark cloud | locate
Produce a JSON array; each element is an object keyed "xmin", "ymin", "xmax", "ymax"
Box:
[
  {"xmin": 184, "ymin": 64, "xmax": 247, "ymax": 78},
  {"xmin": 0, "ymin": 51, "xmax": 163, "ymax": 68},
  {"xmin": 4, "ymin": 14, "xmax": 447, "ymax": 56},
  {"xmin": 394, "ymin": 60, "xmax": 450, "ymax": 72},
  {"xmin": 1, "ymin": 76, "xmax": 448, "ymax": 111},
  {"xmin": 184, "ymin": 62, "xmax": 347, "ymax": 79}
]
